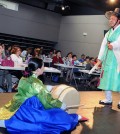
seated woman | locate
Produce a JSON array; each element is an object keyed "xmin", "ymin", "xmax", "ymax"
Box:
[
  {"xmin": 52, "ymin": 50, "xmax": 64, "ymax": 66},
  {"xmin": 0, "ymin": 44, "xmax": 12, "ymax": 92},
  {"xmin": 11, "ymin": 46, "xmax": 23, "ymax": 66},
  {"xmin": 0, "ymin": 58, "xmax": 88, "ymax": 133},
  {"xmin": 10, "ymin": 46, "xmax": 24, "ymax": 80},
  {"xmin": 52, "ymin": 50, "xmax": 64, "ymax": 80},
  {"xmin": 65, "ymin": 52, "xmax": 73, "ymax": 82}
]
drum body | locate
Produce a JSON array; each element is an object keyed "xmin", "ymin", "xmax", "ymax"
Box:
[{"xmin": 51, "ymin": 84, "xmax": 80, "ymax": 113}]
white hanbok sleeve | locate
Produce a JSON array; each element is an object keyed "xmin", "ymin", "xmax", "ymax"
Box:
[
  {"xmin": 98, "ymin": 35, "xmax": 107, "ymax": 61},
  {"xmin": 111, "ymin": 35, "xmax": 120, "ymax": 49},
  {"xmin": 111, "ymin": 35, "xmax": 120, "ymax": 72}
]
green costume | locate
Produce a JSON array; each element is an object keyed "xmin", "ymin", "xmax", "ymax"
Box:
[
  {"xmin": 0, "ymin": 74, "xmax": 62, "ymax": 119},
  {"xmin": 98, "ymin": 26, "xmax": 120, "ymax": 91}
]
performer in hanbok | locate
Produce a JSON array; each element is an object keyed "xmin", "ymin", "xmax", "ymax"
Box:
[
  {"xmin": 89, "ymin": 8, "xmax": 120, "ymax": 109},
  {"xmin": 0, "ymin": 58, "xmax": 87, "ymax": 134}
]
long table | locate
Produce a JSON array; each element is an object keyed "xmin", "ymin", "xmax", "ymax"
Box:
[
  {"xmin": 79, "ymin": 69, "xmax": 101, "ymax": 76},
  {"xmin": 0, "ymin": 65, "xmax": 25, "ymax": 70},
  {"xmin": 0, "ymin": 65, "xmax": 61, "ymax": 73},
  {"xmin": 44, "ymin": 67, "xmax": 61, "ymax": 73}
]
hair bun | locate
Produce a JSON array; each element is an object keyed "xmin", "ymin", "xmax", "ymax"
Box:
[{"xmin": 22, "ymin": 67, "xmax": 32, "ymax": 77}]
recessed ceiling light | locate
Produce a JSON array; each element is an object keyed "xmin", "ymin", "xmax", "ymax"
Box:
[
  {"xmin": 110, "ymin": 0, "xmax": 115, "ymax": 3},
  {"xmin": 61, "ymin": 6, "xmax": 65, "ymax": 10}
]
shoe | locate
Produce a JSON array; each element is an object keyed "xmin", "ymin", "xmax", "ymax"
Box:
[
  {"xmin": 117, "ymin": 104, "xmax": 120, "ymax": 109},
  {"xmin": 99, "ymin": 100, "xmax": 112, "ymax": 105},
  {"xmin": 79, "ymin": 116, "xmax": 88, "ymax": 122}
]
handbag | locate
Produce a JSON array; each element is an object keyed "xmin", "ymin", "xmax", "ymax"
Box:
[{"xmin": 1, "ymin": 57, "xmax": 14, "ymax": 67}]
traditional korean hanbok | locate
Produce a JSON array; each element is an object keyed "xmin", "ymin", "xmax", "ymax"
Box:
[
  {"xmin": 98, "ymin": 25, "xmax": 120, "ymax": 91},
  {"xmin": 0, "ymin": 74, "xmax": 78, "ymax": 134}
]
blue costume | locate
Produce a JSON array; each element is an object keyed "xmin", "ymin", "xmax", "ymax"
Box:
[{"xmin": 0, "ymin": 75, "xmax": 78, "ymax": 133}]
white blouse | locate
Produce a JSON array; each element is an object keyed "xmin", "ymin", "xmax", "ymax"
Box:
[{"xmin": 11, "ymin": 54, "xmax": 23, "ymax": 66}]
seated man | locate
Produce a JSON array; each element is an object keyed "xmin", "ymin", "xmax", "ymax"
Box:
[
  {"xmin": 79, "ymin": 54, "xmax": 86, "ymax": 63},
  {"xmin": 85, "ymin": 57, "xmax": 100, "ymax": 88}
]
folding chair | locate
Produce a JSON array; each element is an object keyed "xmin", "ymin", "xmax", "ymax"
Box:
[{"xmin": 73, "ymin": 71, "xmax": 90, "ymax": 90}]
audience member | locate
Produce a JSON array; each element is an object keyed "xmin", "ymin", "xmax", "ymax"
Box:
[
  {"xmin": 72, "ymin": 55, "xmax": 81, "ymax": 66},
  {"xmin": 83, "ymin": 56, "xmax": 90, "ymax": 66},
  {"xmin": 5, "ymin": 45, "xmax": 12, "ymax": 57},
  {"xmin": 48, "ymin": 49, "xmax": 54, "ymax": 58},
  {"xmin": 79, "ymin": 54, "xmax": 86, "ymax": 63},
  {"xmin": 52, "ymin": 50, "xmax": 63, "ymax": 65},
  {"xmin": 32, "ymin": 48, "xmax": 41, "ymax": 58},
  {"xmin": 85, "ymin": 57, "xmax": 95, "ymax": 70},
  {"xmin": 0, "ymin": 44, "xmax": 12, "ymax": 92},
  {"xmin": 10, "ymin": 46, "xmax": 23, "ymax": 79}
]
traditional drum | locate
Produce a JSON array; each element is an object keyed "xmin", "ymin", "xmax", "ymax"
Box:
[{"xmin": 51, "ymin": 84, "xmax": 80, "ymax": 113}]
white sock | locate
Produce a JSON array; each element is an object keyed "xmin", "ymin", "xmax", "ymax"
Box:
[
  {"xmin": 46, "ymin": 85, "xmax": 53, "ymax": 92},
  {"xmin": 0, "ymin": 120, "xmax": 5, "ymax": 128},
  {"xmin": 78, "ymin": 115, "xmax": 82, "ymax": 120},
  {"xmin": 105, "ymin": 90, "xmax": 112, "ymax": 102}
]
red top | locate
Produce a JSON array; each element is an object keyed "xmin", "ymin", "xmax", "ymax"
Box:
[{"xmin": 52, "ymin": 56, "xmax": 64, "ymax": 65}]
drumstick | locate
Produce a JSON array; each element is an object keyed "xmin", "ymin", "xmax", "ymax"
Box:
[{"xmin": 66, "ymin": 104, "xmax": 84, "ymax": 110}]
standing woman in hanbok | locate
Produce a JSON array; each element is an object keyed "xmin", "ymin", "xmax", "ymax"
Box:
[
  {"xmin": 0, "ymin": 58, "xmax": 87, "ymax": 134},
  {"xmin": 89, "ymin": 8, "xmax": 120, "ymax": 109}
]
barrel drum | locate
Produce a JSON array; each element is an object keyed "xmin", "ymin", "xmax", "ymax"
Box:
[{"xmin": 51, "ymin": 84, "xmax": 80, "ymax": 113}]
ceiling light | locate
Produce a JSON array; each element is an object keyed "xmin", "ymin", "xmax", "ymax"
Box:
[
  {"xmin": 110, "ymin": 0, "xmax": 116, "ymax": 3},
  {"xmin": 61, "ymin": 5, "xmax": 65, "ymax": 10},
  {"xmin": 61, "ymin": 5, "xmax": 70, "ymax": 10},
  {"xmin": 55, "ymin": 4, "xmax": 70, "ymax": 11}
]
